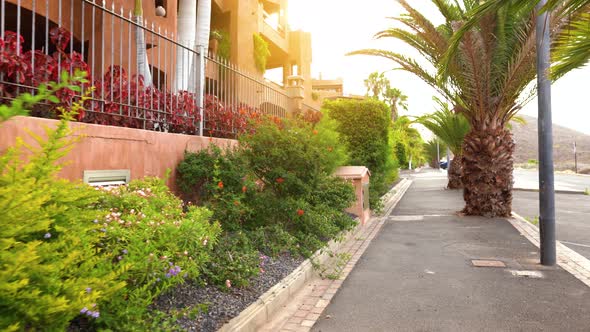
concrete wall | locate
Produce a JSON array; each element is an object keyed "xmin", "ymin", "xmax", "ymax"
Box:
[{"xmin": 0, "ymin": 116, "xmax": 236, "ymax": 190}]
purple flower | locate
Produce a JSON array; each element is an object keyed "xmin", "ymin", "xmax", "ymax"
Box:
[
  {"xmin": 80, "ymin": 307, "xmax": 88, "ymax": 314},
  {"xmin": 117, "ymin": 256, "xmax": 123, "ymax": 261},
  {"xmin": 91, "ymin": 311, "xmax": 100, "ymax": 318},
  {"xmin": 122, "ymin": 249, "xmax": 128, "ymax": 255},
  {"xmin": 156, "ymin": 277, "xmax": 161, "ymax": 282},
  {"xmin": 165, "ymin": 273, "xmax": 171, "ymax": 278},
  {"xmin": 86, "ymin": 287, "xmax": 92, "ymax": 293},
  {"xmin": 44, "ymin": 233, "xmax": 51, "ymax": 239}
]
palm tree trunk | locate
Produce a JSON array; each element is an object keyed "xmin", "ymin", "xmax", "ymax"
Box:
[
  {"xmin": 447, "ymin": 154, "xmax": 463, "ymax": 189},
  {"xmin": 461, "ymin": 127, "xmax": 514, "ymax": 217},
  {"xmin": 134, "ymin": 0, "xmax": 152, "ymax": 87},
  {"xmin": 188, "ymin": 0, "xmax": 212, "ymax": 92},
  {"xmin": 175, "ymin": 0, "xmax": 197, "ymax": 91}
]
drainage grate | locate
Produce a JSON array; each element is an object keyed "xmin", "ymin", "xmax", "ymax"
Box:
[{"xmin": 471, "ymin": 259, "xmax": 506, "ymax": 268}]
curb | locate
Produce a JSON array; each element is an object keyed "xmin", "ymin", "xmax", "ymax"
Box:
[
  {"xmin": 513, "ymin": 187, "xmax": 586, "ymax": 195},
  {"xmin": 218, "ymin": 178, "xmax": 412, "ymax": 332},
  {"xmin": 508, "ymin": 212, "xmax": 590, "ymax": 288}
]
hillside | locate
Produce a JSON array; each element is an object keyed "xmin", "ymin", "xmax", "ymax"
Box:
[{"xmin": 512, "ymin": 115, "xmax": 590, "ymax": 172}]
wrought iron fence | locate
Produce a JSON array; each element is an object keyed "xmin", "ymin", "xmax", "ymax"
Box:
[{"xmin": 0, "ymin": 0, "xmax": 289, "ymax": 138}]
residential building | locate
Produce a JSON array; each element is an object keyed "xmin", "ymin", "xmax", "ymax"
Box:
[{"xmin": 1, "ymin": 0, "xmax": 318, "ymax": 123}]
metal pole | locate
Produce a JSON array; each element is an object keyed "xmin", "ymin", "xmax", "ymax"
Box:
[
  {"xmin": 536, "ymin": 0, "xmax": 556, "ymax": 266},
  {"xmin": 437, "ymin": 140, "xmax": 440, "ymax": 169},
  {"xmin": 574, "ymin": 141, "xmax": 578, "ymax": 174}
]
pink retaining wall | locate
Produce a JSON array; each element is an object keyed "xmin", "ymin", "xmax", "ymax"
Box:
[{"xmin": 0, "ymin": 116, "xmax": 237, "ymax": 190}]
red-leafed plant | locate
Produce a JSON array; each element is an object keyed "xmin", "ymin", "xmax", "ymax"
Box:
[{"xmin": 0, "ymin": 28, "xmax": 270, "ymax": 138}]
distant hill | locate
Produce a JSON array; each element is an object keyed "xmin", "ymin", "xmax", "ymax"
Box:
[{"xmin": 511, "ymin": 115, "xmax": 590, "ymax": 173}]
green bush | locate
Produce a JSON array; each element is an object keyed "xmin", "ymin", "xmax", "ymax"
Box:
[
  {"xmin": 94, "ymin": 177, "xmax": 221, "ymax": 329},
  {"xmin": 202, "ymin": 232, "xmax": 261, "ymax": 289},
  {"xmin": 322, "ymin": 98, "xmax": 398, "ymax": 209},
  {"xmin": 177, "ymin": 117, "xmax": 356, "ymax": 280},
  {"xmin": 177, "ymin": 146, "xmax": 256, "ymax": 232},
  {"xmin": 248, "ymin": 225, "xmax": 297, "ymax": 257},
  {"xmin": 239, "ymin": 118, "xmax": 347, "ymax": 198},
  {"xmin": 0, "ymin": 96, "xmax": 124, "ymax": 331}
]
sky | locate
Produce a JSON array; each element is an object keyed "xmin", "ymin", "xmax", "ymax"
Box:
[{"xmin": 287, "ymin": 0, "xmax": 590, "ymax": 137}]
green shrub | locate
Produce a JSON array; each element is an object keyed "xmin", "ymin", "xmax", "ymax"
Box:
[
  {"xmin": 94, "ymin": 177, "xmax": 221, "ymax": 329},
  {"xmin": 0, "ymin": 93, "xmax": 124, "ymax": 331},
  {"xmin": 239, "ymin": 118, "xmax": 347, "ymax": 198},
  {"xmin": 177, "ymin": 145, "xmax": 255, "ymax": 231},
  {"xmin": 322, "ymin": 98, "xmax": 398, "ymax": 208},
  {"xmin": 248, "ymin": 225, "xmax": 297, "ymax": 257},
  {"xmin": 202, "ymin": 232, "xmax": 261, "ymax": 289},
  {"xmin": 308, "ymin": 175, "xmax": 357, "ymax": 211}
]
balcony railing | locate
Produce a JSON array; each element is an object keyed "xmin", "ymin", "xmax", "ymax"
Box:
[{"xmin": 0, "ymin": 0, "xmax": 289, "ymax": 139}]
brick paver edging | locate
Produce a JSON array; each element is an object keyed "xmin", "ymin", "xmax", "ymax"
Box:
[
  {"xmin": 275, "ymin": 178, "xmax": 414, "ymax": 332},
  {"xmin": 509, "ymin": 212, "xmax": 590, "ymax": 287}
]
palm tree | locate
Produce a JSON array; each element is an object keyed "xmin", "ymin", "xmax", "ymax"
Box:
[
  {"xmin": 364, "ymin": 72, "xmax": 408, "ymax": 121},
  {"xmin": 175, "ymin": 0, "xmax": 197, "ymax": 91},
  {"xmin": 174, "ymin": 0, "xmax": 211, "ymax": 92},
  {"xmin": 134, "ymin": 0, "xmax": 152, "ymax": 87},
  {"xmin": 416, "ymin": 98, "xmax": 470, "ymax": 189},
  {"xmin": 383, "ymin": 87, "xmax": 408, "ymax": 121},
  {"xmin": 450, "ymin": 0, "xmax": 590, "ymax": 79},
  {"xmin": 364, "ymin": 71, "xmax": 389, "ymax": 99},
  {"xmin": 351, "ymin": 0, "xmax": 577, "ymax": 217}
]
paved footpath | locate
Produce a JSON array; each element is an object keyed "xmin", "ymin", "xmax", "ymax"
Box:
[{"xmin": 312, "ymin": 175, "xmax": 590, "ymax": 332}]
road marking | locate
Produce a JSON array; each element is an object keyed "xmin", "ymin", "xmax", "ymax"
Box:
[
  {"xmin": 560, "ymin": 241, "xmax": 590, "ymax": 249},
  {"xmin": 389, "ymin": 214, "xmax": 455, "ymax": 221},
  {"xmin": 509, "ymin": 270, "xmax": 544, "ymax": 279}
]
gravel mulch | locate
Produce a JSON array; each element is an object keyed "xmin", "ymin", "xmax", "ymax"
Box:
[{"xmin": 152, "ymin": 253, "xmax": 305, "ymax": 332}]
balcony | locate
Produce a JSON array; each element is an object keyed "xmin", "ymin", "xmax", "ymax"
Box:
[{"xmin": 259, "ymin": 7, "xmax": 288, "ymax": 54}]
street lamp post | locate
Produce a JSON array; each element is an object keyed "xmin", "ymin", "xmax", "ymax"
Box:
[{"xmin": 536, "ymin": 0, "xmax": 556, "ymax": 266}]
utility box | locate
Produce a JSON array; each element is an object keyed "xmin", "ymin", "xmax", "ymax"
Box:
[{"xmin": 335, "ymin": 166, "xmax": 371, "ymax": 225}]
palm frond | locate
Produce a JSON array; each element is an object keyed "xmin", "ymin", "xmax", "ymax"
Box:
[
  {"xmin": 552, "ymin": 12, "xmax": 590, "ymax": 79},
  {"xmin": 414, "ymin": 99, "xmax": 470, "ymax": 155}
]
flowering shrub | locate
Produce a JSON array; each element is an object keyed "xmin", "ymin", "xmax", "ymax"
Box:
[
  {"xmin": 0, "ymin": 92, "xmax": 124, "ymax": 331},
  {"xmin": 94, "ymin": 177, "xmax": 221, "ymax": 329},
  {"xmin": 177, "ymin": 117, "xmax": 356, "ymax": 286},
  {"xmin": 0, "ymin": 28, "xmax": 263, "ymax": 138}
]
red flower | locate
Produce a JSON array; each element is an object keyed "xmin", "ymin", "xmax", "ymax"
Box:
[
  {"xmin": 242, "ymin": 186, "xmax": 248, "ymax": 193},
  {"xmin": 312, "ymin": 130, "xmax": 319, "ymax": 135},
  {"xmin": 297, "ymin": 209, "xmax": 305, "ymax": 216},
  {"xmin": 217, "ymin": 181, "xmax": 224, "ymax": 189},
  {"xmin": 276, "ymin": 177, "xmax": 285, "ymax": 184}
]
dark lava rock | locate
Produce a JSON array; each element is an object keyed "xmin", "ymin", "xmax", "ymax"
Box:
[{"xmin": 152, "ymin": 253, "xmax": 304, "ymax": 332}]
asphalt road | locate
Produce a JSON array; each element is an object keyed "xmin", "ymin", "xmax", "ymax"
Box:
[
  {"xmin": 513, "ymin": 191, "xmax": 590, "ymax": 260},
  {"xmin": 514, "ymin": 169, "xmax": 590, "ymax": 192}
]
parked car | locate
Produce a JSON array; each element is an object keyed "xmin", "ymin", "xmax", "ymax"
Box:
[{"xmin": 439, "ymin": 160, "xmax": 451, "ymax": 170}]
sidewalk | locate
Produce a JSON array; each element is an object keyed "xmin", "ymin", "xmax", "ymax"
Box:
[{"xmin": 311, "ymin": 175, "xmax": 590, "ymax": 331}]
